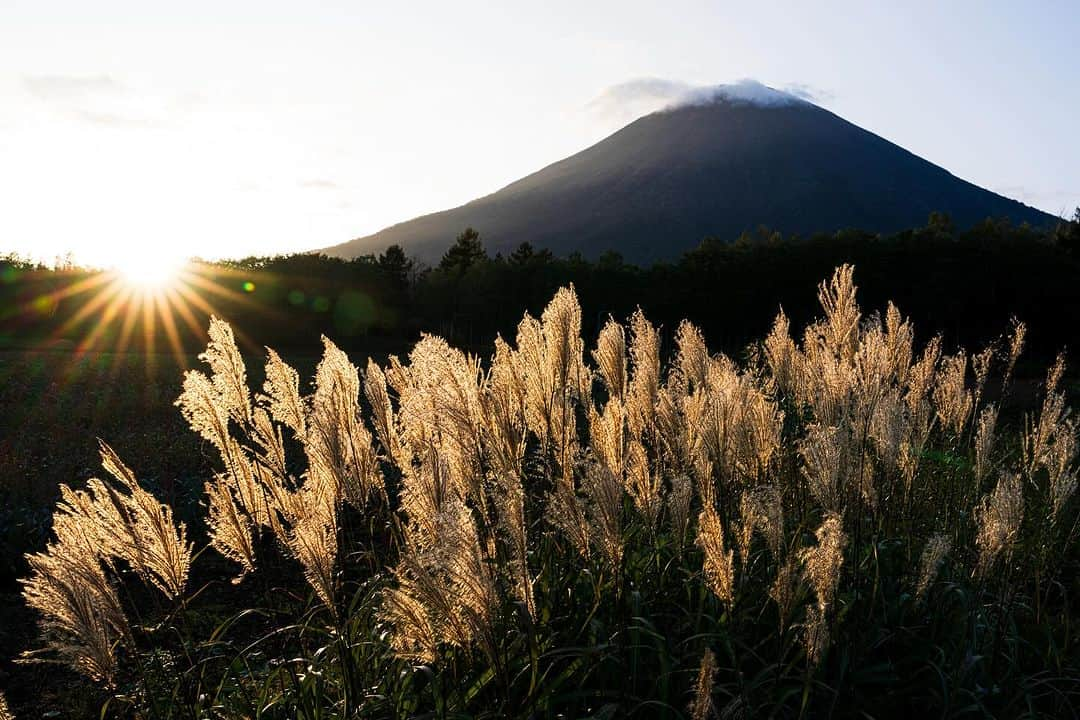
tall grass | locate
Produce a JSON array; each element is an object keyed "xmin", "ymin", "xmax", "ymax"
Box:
[{"xmin": 8, "ymin": 265, "xmax": 1080, "ymax": 718}]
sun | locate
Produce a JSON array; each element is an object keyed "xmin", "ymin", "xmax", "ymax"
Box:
[{"xmin": 113, "ymin": 253, "xmax": 187, "ymax": 292}]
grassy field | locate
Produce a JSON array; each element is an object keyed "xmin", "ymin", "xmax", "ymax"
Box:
[
  {"xmin": 0, "ymin": 350, "xmax": 200, "ymax": 714},
  {"xmin": 2, "ymin": 270, "xmax": 1079, "ymax": 718}
]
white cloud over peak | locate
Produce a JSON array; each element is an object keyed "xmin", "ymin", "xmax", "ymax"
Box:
[{"xmin": 588, "ymin": 77, "xmax": 831, "ymax": 126}]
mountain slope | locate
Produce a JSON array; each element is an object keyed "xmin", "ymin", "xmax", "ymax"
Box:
[{"xmin": 325, "ymin": 90, "xmax": 1055, "ymax": 265}]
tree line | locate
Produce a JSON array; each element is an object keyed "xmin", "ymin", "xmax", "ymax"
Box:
[{"xmin": 3, "ymin": 210, "xmax": 1080, "ymax": 364}]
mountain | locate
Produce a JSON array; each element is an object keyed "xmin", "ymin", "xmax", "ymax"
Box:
[{"xmin": 324, "ymin": 83, "xmax": 1056, "ymax": 265}]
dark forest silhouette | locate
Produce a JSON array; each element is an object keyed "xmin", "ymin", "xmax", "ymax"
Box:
[{"xmin": 4, "ymin": 212, "xmax": 1080, "ymax": 364}]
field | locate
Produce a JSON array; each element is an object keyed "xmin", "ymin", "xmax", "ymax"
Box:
[{"xmin": 2, "ymin": 266, "xmax": 1079, "ymax": 719}]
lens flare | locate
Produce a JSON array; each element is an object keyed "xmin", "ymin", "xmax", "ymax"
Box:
[{"xmin": 113, "ymin": 253, "xmax": 186, "ymax": 292}]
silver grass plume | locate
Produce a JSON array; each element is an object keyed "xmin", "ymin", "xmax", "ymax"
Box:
[
  {"xmin": 697, "ymin": 504, "xmax": 735, "ymax": 606},
  {"xmin": 516, "ymin": 287, "xmax": 588, "ymax": 480},
  {"xmin": 1001, "ymin": 319, "xmax": 1027, "ymax": 393},
  {"xmin": 934, "ymin": 353, "xmax": 973, "ymax": 436},
  {"xmin": 799, "ymin": 425, "xmax": 849, "ymax": 512},
  {"xmin": 399, "ymin": 447, "xmax": 460, "ymax": 552},
  {"xmin": 220, "ymin": 435, "xmax": 273, "ymax": 529},
  {"xmin": 796, "ymin": 328, "xmax": 855, "ymax": 428},
  {"xmin": 869, "ymin": 390, "xmax": 907, "ymax": 483},
  {"xmin": 21, "ymin": 534, "xmax": 128, "ymax": 684},
  {"xmin": 438, "ymin": 500, "xmax": 500, "ymax": 662},
  {"xmin": 251, "ymin": 406, "xmax": 289, "ymax": 485},
  {"xmin": 262, "ymin": 348, "xmax": 306, "ymax": 440},
  {"xmin": 735, "ymin": 380, "xmax": 784, "ymax": 483},
  {"xmin": 897, "ymin": 336, "xmax": 941, "ymax": 490},
  {"xmin": 483, "ymin": 337, "xmax": 529, "ymax": 479},
  {"xmin": 547, "ymin": 480, "xmax": 592, "ymax": 562},
  {"xmin": 738, "ymin": 485, "xmax": 783, "ymax": 563},
  {"xmin": 583, "ymin": 461, "xmax": 624, "ymax": 571},
  {"xmin": 693, "ymin": 454, "xmax": 715, "ymax": 510},
  {"xmin": 308, "ymin": 336, "xmax": 383, "ymax": 506},
  {"xmin": 382, "ymin": 499, "xmax": 499, "ymax": 665},
  {"xmin": 654, "ymin": 387, "xmax": 691, "ymax": 470},
  {"xmin": 696, "ymin": 357, "xmax": 744, "ymax": 483},
  {"xmin": 627, "ymin": 309, "xmax": 661, "ymax": 439},
  {"xmin": 589, "ymin": 399, "xmax": 626, "ymax": 480},
  {"xmin": 769, "ymin": 556, "xmax": 799, "ymax": 632},
  {"xmin": 1045, "ymin": 422, "xmax": 1078, "ymax": 526},
  {"xmin": 364, "ymin": 358, "xmax": 405, "ymax": 467},
  {"xmin": 515, "ymin": 314, "xmax": 551, "ymax": 448},
  {"xmin": 735, "ymin": 493, "xmax": 755, "ymax": 572},
  {"xmin": 542, "ymin": 285, "xmax": 589, "ymax": 402},
  {"xmin": 96, "ymin": 443, "xmax": 192, "ymax": 601},
  {"xmin": 405, "ymin": 336, "xmax": 489, "ymax": 508},
  {"xmin": 689, "ymin": 648, "xmax": 717, "ymax": 720},
  {"xmin": 673, "ymin": 320, "xmax": 709, "ymax": 393},
  {"xmin": 883, "ymin": 302, "xmax": 914, "ymax": 382},
  {"xmin": 974, "ymin": 404, "xmax": 999, "ymax": 487},
  {"xmin": 200, "ymin": 315, "xmax": 253, "ymax": 426},
  {"xmin": 971, "ymin": 345, "xmax": 995, "ymax": 414},
  {"xmin": 178, "ymin": 361, "xmax": 274, "ymax": 529},
  {"xmin": 668, "ymin": 474, "xmax": 693, "ymax": 548},
  {"xmin": 204, "ymin": 476, "xmax": 256, "ymax": 580},
  {"xmin": 177, "ymin": 368, "xmax": 232, "ymax": 457},
  {"xmin": 626, "ymin": 439, "xmax": 662, "ymax": 528},
  {"xmin": 489, "ymin": 335, "xmax": 528, "ymax": 431},
  {"xmin": 20, "ymin": 488, "xmax": 135, "ymax": 684},
  {"xmin": 593, "ymin": 317, "xmax": 628, "ymax": 400},
  {"xmin": 681, "ymin": 389, "xmax": 708, "ymax": 478},
  {"xmin": 801, "ymin": 513, "xmax": 846, "ymax": 615},
  {"xmin": 905, "ymin": 336, "xmax": 941, "ymax": 417},
  {"xmin": 902, "ymin": 332, "xmax": 946, "ymax": 462},
  {"xmin": 817, "ymin": 264, "xmax": 860, "ymax": 365},
  {"xmin": 482, "ymin": 338, "xmax": 534, "ymax": 615},
  {"xmin": 1024, "ymin": 354, "xmax": 1071, "ymax": 480},
  {"xmin": 764, "ymin": 309, "xmax": 799, "ymax": 396},
  {"xmin": 381, "ymin": 557, "xmax": 441, "ymax": 663},
  {"xmin": 799, "ymin": 513, "xmax": 846, "ymax": 665},
  {"xmin": 286, "ymin": 492, "xmax": 339, "ymax": 611},
  {"xmin": 914, "ymin": 534, "xmax": 951, "ymax": 605},
  {"xmin": 974, "ymin": 471, "xmax": 1024, "ymax": 576}
]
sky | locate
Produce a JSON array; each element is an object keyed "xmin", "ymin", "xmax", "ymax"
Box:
[{"xmin": 1, "ymin": 0, "xmax": 1077, "ymax": 267}]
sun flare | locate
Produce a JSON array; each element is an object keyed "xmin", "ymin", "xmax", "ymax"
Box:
[{"xmin": 113, "ymin": 253, "xmax": 187, "ymax": 292}]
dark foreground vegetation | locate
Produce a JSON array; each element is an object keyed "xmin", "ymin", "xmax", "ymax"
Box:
[{"xmin": 1, "ymin": 214, "xmax": 1079, "ymax": 718}]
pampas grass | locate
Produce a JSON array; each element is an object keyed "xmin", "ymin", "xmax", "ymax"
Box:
[{"xmin": 12, "ymin": 264, "xmax": 1080, "ymax": 719}]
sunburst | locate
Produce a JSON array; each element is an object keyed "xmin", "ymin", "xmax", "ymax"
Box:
[
  {"xmin": 113, "ymin": 253, "xmax": 186, "ymax": 294},
  {"xmin": 38, "ymin": 257, "xmax": 268, "ymax": 374}
]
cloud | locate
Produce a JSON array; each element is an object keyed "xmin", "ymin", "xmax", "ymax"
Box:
[
  {"xmin": 587, "ymin": 78, "xmax": 693, "ymax": 122},
  {"xmin": 781, "ymin": 82, "xmax": 833, "ymax": 104},
  {"xmin": 588, "ymin": 78, "xmax": 692, "ymax": 109},
  {"xmin": 588, "ymin": 77, "xmax": 832, "ymax": 125},
  {"xmin": 299, "ymin": 179, "xmax": 340, "ymax": 190},
  {"xmin": 23, "ymin": 74, "xmax": 125, "ymax": 100},
  {"xmin": 22, "ymin": 73, "xmax": 169, "ymax": 128},
  {"xmin": 672, "ymin": 79, "xmax": 810, "ymax": 109}
]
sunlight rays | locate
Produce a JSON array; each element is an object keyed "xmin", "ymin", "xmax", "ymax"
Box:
[
  {"xmin": 37, "ymin": 261, "xmax": 267, "ymax": 369},
  {"xmin": 114, "ymin": 253, "xmax": 186, "ymax": 292}
]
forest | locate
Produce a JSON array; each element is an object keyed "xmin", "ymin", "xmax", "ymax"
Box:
[{"xmin": 4, "ymin": 212, "xmax": 1080, "ymax": 363}]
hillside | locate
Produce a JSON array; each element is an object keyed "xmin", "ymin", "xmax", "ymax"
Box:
[{"xmin": 325, "ymin": 86, "xmax": 1054, "ymax": 264}]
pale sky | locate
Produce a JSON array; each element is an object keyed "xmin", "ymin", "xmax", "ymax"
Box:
[{"xmin": 1, "ymin": 0, "xmax": 1077, "ymax": 268}]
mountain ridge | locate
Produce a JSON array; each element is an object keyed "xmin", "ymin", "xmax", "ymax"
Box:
[{"xmin": 324, "ymin": 89, "xmax": 1055, "ymax": 264}]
